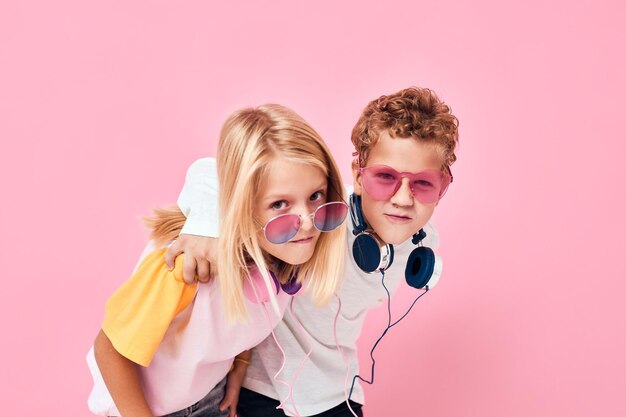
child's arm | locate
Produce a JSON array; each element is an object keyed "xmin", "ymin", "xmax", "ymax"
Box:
[
  {"xmin": 165, "ymin": 158, "xmax": 220, "ymax": 283},
  {"xmin": 219, "ymin": 350, "xmax": 252, "ymax": 417},
  {"xmin": 177, "ymin": 157, "xmax": 221, "ymax": 237},
  {"xmin": 94, "ymin": 330, "xmax": 154, "ymax": 417},
  {"xmin": 95, "ymin": 249, "xmax": 196, "ymax": 416}
]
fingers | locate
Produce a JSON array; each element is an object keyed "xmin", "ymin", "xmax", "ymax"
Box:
[
  {"xmin": 219, "ymin": 397, "xmax": 231, "ymax": 412},
  {"xmin": 164, "ymin": 240, "xmax": 183, "ymax": 270},
  {"xmin": 219, "ymin": 398, "xmax": 237, "ymax": 417},
  {"xmin": 182, "ymin": 255, "xmax": 198, "ymax": 285},
  {"xmin": 219, "ymin": 399, "xmax": 226, "ymax": 412},
  {"xmin": 196, "ymin": 258, "xmax": 211, "ymax": 283},
  {"xmin": 163, "ymin": 234, "xmax": 218, "ymax": 284}
]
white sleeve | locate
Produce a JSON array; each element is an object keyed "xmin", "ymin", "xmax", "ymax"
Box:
[{"xmin": 177, "ymin": 157, "xmax": 220, "ymax": 238}]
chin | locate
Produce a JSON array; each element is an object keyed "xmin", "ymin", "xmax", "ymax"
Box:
[
  {"xmin": 376, "ymin": 228, "xmax": 417, "ymax": 246},
  {"xmin": 284, "ymin": 257, "xmax": 313, "ymax": 266},
  {"xmin": 379, "ymin": 235, "xmax": 409, "ymax": 245},
  {"xmin": 280, "ymin": 250, "xmax": 316, "ymax": 266}
]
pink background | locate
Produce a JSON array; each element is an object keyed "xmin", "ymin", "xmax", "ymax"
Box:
[{"xmin": 1, "ymin": 0, "xmax": 625, "ymax": 415}]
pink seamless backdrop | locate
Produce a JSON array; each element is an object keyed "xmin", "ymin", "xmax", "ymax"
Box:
[{"xmin": 1, "ymin": 0, "xmax": 625, "ymax": 415}]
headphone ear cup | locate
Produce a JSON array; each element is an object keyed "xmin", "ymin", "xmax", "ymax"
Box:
[
  {"xmin": 426, "ymin": 255, "xmax": 443, "ymax": 289},
  {"xmin": 350, "ymin": 192, "xmax": 394, "ymax": 273},
  {"xmin": 353, "ymin": 234, "xmax": 382, "ymax": 273},
  {"xmin": 243, "ymin": 265, "xmax": 280, "ymax": 303},
  {"xmin": 405, "ymin": 246, "xmax": 435, "ymax": 289},
  {"xmin": 280, "ymin": 273, "xmax": 302, "ymax": 295},
  {"xmin": 353, "ymin": 233, "xmax": 394, "ymax": 273}
]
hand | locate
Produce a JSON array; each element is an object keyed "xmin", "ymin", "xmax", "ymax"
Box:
[
  {"xmin": 164, "ymin": 234, "xmax": 218, "ymax": 284},
  {"xmin": 219, "ymin": 380, "xmax": 240, "ymax": 417},
  {"xmin": 219, "ymin": 364, "xmax": 247, "ymax": 417}
]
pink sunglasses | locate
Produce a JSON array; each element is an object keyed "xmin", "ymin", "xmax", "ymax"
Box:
[
  {"xmin": 359, "ymin": 164, "xmax": 453, "ymax": 203},
  {"xmin": 261, "ymin": 201, "xmax": 348, "ymax": 244}
]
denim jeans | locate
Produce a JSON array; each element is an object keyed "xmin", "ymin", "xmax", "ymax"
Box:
[{"xmin": 160, "ymin": 377, "xmax": 229, "ymax": 417}]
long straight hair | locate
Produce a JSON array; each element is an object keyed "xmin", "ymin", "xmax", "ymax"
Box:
[
  {"xmin": 216, "ymin": 104, "xmax": 346, "ymax": 320},
  {"xmin": 146, "ymin": 104, "xmax": 346, "ymax": 321}
]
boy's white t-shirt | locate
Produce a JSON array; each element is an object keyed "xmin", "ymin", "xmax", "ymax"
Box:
[{"xmin": 179, "ymin": 158, "xmax": 441, "ymax": 416}]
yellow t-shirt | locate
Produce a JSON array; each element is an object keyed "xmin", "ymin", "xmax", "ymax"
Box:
[{"xmin": 102, "ymin": 248, "xmax": 197, "ymax": 367}]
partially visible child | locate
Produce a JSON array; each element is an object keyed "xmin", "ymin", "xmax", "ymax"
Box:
[
  {"xmin": 166, "ymin": 87, "xmax": 459, "ymax": 416},
  {"xmin": 86, "ymin": 104, "xmax": 348, "ymax": 417}
]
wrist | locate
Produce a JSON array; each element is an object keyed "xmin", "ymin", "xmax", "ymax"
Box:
[
  {"xmin": 229, "ymin": 357, "xmax": 250, "ymax": 374},
  {"xmin": 234, "ymin": 356, "xmax": 251, "ymax": 366}
]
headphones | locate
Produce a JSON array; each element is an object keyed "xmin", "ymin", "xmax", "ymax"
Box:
[
  {"xmin": 243, "ymin": 264, "xmax": 302, "ymax": 304},
  {"xmin": 349, "ymin": 193, "xmax": 441, "ymax": 289}
]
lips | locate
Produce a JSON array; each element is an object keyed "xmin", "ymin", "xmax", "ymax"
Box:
[
  {"xmin": 386, "ymin": 213, "xmax": 411, "ymax": 219},
  {"xmin": 384, "ymin": 213, "xmax": 412, "ymax": 221},
  {"xmin": 290, "ymin": 236, "xmax": 315, "ymax": 244}
]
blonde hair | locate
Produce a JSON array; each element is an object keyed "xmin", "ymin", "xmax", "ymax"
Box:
[
  {"xmin": 351, "ymin": 87, "xmax": 459, "ymax": 171},
  {"xmin": 142, "ymin": 205, "xmax": 186, "ymax": 246},
  {"xmin": 146, "ymin": 104, "xmax": 346, "ymax": 321}
]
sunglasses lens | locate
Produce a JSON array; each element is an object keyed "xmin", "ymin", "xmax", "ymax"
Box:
[
  {"xmin": 362, "ymin": 166, "xmax": 399, "ymax": 200},
  {"xmin": 313, "ymin": 202, "xmax": 348, "ymax": 232},
  {"xmin": 264, "ymin": 214, "xmax": 300, "ymax": 244},
  {"xmin": 410, "ymin": 171, "xmax": 446, "ymax": 203}
]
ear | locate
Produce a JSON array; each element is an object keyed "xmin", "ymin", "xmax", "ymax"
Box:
[{"xmin": 352, "ymin": 163, "xmax": 362, "ymax": 196}]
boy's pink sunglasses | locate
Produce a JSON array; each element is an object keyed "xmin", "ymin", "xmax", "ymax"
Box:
[
  {"xmin": 359, "ymin": 164, "xmax": 453, "ymax": 203},
  {"xmin": 262, "ymin": 201, "xmax": 348, "ymax": 245}
]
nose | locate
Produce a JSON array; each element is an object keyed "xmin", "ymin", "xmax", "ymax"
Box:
[
  {"xmin": 299, "ymin": 210, "xmax": 315, "ymax": 232},
  {"xmin": 390, "ymin": 177, "xmax": 414, "ymax": 207}
]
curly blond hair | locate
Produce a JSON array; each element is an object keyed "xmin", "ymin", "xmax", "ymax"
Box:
[{"xmin": 351, "ymin": 87, "xmax": 459, "ymax": 170}]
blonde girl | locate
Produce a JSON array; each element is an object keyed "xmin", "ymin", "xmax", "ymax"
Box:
[{"xmin": 87, "ymin": 104, "xmax": 347, "ymax": 417}]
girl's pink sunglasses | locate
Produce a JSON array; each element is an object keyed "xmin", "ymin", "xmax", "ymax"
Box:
[{"xmin": 262, "ymin": 201, "xmax": 348, "ymax": 244}]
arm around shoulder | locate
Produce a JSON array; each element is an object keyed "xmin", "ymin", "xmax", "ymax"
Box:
[{"xmin": 178, "ymin": 157, "xmax": 221, "ymax": 238}]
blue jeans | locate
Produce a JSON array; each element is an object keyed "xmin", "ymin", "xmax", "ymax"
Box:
[{"xmin": 160, "ymin": 377, "xmax": 229, "ymax": 417}]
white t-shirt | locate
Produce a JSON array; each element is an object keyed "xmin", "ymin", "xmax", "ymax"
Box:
[{"xmin": 178, "ymin": 158, "xmax": 441, "ymax": 416}]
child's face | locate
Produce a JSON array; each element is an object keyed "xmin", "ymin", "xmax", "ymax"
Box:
[
  {"xmin": 255, "ymin": 158, "xmax": 328, "ymax": 266},
  {"xmin": 353, "ymin": 131, "xmax": 444, "ymax": 245}
]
